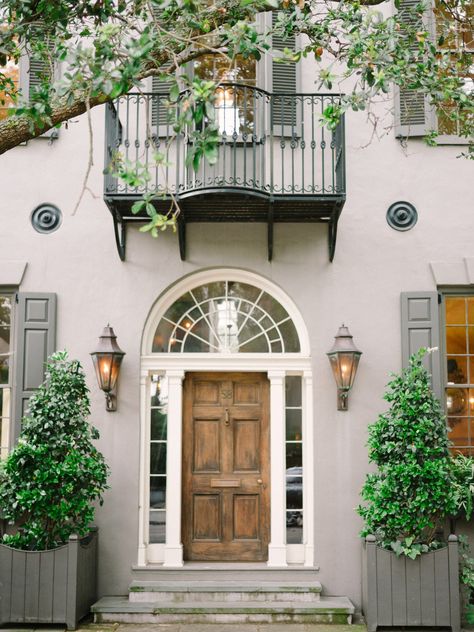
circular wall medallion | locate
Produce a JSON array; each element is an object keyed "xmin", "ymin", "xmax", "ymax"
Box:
[
  {"xmin": 31, "ymin": 204, "xmax": 62, "ymax": 234},
  {"xmin": 386, "ymin": 201, "xmax": 418, "ymax": 231}
]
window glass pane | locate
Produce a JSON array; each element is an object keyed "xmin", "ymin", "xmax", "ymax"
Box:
[
  {"xmin": 151, "ymin": 409, "xmax": 167, "ymax": 441},
  {"xmin": 286, "ymin": 443, "xmax": 302, "ymax": 469},
  {"xmin": 446, "ymin": 326, "xmax": 467, "ymax": 354},
  {"xmin": 286, "ymin": 476, "xmax": 303, "ymax": 509},
  {"xmin": 280, "ymin": 319, "xmax": 301, "ymax": 352},
  {"xmin": 286, "ymin": 409, "xmax": 302, "ymax": 440},
  {"xmin": 150, "ymin": 443, "xmax": 167, "ymax": 474},
  {"xmin": 446, "ymin": 297, "xmax": 466, "ymax": 324},
  {"xmin": 149, "ymin": 510, "xmax": 166, "ymax": 543},
  {"xmin": 150, "ymin": 476, "xmax": 166, "ymax": 509},
  {"xmin": 153, "ymin": 319, "xmax": 174, "ymax": 352},
  {"xmin": 446, "ymin": 387, "xmax": 468, "ymax": 416},
  {"xmin": 468, "ymin": 298, "xmax": 474, "ymax": 325},
  {"xmin": 286, "ymin": 511, "xmax": 303, "ymax": 544},
  {"xmin": 286, "ymin": 376, "xmax": 302, "ymax": 407},
  {"xmin": 0, "ymin": 296, "xmax": 11, "ymax": 326},
  {"xmin": 0, "ymin": 58, "xmax": 19, "ymax": 121},
  {"xmin": 447, "ymin": 357, "xmax": 468, "ymax": 383},
  {"xmin": 192, "ymin": 282, "xmax": 226, "ymax": 303},
  {"xmin": 448, "ymin": 416, "xmax": 470, "ymax": 447},
  {"xmin": 150, "ymin": 375, "xmax": 168, "ymax": 407},
  {"xmin": 0, "ymin": 358, "xmax": 9, "ymax": 384}
]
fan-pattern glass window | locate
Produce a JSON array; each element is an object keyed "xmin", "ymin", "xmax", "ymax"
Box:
[
  {"xmin": 0, "ymin": 293, "xmax": 12, "ymax": 458},
  {"xmin": 149, "ymin": 374, "xmax": 167, "ymax": 542},
  {"xmin": 285, "ymin": 375, "xmax": 303, "ymax": 543},
  {"xmin": 444, "ymin": 295, "xmax": 474, "ymax": 454},
  {"xmin": 153, "ymin": 281, "xmax": 300, "ymax": 353}
]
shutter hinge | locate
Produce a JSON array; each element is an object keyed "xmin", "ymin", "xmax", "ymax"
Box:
[
  {"xmin": 438, "ymin": 293, "xmax": 442, "ymax": 305},
  {"xmin": 15, "ymin": 292, "xmax": 19, "ymax": 304}
]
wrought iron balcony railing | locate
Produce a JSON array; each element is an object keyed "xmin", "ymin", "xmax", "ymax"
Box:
[{"xmin": 103, "ymin": 84, "xmax": 346, "ymax": 261}]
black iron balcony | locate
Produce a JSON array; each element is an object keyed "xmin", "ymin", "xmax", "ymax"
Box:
[{"xmin": 103, "ymin": 84, "xmax": 346, "ymax": 261}]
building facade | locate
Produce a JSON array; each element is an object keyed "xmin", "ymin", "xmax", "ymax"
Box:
[{"xmin": 0, "ymin": 8, "xmax": 473, "ymax": 618}]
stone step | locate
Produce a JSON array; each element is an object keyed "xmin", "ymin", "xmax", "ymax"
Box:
[
  {"xmin": 129, "ymin": 580, "xmax": 322, "ymax": 603},
  {"xmin": 92, "ymin": 595, "xmax": 354, "ymax": 625},
  {"xmin": 130, "ymin": 565, "xmax": 320, "ymax": 583}
]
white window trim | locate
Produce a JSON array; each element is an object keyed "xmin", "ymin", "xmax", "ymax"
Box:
[{"xmin": 138, "ymin": 269, "xmax": 314, "ymax": 568}]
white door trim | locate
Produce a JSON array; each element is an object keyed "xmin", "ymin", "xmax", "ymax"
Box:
[{"xmin": 139, "ymin": 269, "xmax": 314, "ymax": 567}]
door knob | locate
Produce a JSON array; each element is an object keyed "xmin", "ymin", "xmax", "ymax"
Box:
[{"xmin": 257, "ymin": 479, "xmax": 263, "ymax": 484}]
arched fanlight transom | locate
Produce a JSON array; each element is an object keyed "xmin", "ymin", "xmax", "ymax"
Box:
[{"xmin": 152, "ymin": 280, "xmax": 301, "ymax": 353}]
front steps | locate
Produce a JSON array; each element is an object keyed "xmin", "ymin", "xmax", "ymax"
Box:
[{"xmin": 92, "ymin": 574, "xmax": 354, "ymax": 625}]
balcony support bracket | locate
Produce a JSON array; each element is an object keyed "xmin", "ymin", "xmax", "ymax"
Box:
[
  {"xmin": 328, "ymin": 214, "xmax": 338, "ymax": 263},
  {"xmin": 113, "ymin": 212, "xmax": 126, "ymax": 262},
  {"xmin": 178, "ymin": 212, "xmax": 186, "ymax": 261},
  {"xmin": 267, "ymin": 201, "xmax": 274, "ymax": 262}
]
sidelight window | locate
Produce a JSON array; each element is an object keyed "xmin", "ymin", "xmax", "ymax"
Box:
[
  {"xmin": 285, "ymin": 375, "xmax": 303, "ymax": 543},
  {"xmin": 149, "ymin": 373, "xmax": 168, "ymax": 542}
]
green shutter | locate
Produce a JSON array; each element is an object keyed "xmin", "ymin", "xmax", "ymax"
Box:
[
  {"xmin": 271, "ymin": 12, "xmax": 297, "ymax": 129},
  {"xmin": 394, "ymin": 0, "xmax": 429, "ymax": 137},
  {"xmin": 401, "ymin": 291, "xmax": 442, "ymax": 399},
  {"xmin": 13, "ymin": 293, "xmax": 57, "ymax": 443}
]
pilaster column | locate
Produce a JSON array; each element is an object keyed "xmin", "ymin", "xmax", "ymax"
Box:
[
  {"xmin": 267, "ymin": 370, "xmax": 287, "ymax": 567},
  {"xmin": 163, "ymin": 369, "xmax": 185, "ymax": 567},
  {"xmin": 137, "ymin": 370, "xmax": 149, "ymax": 566},
  {"xmin": 303, "ymin": 370, "xmax": 315, "ymax": 566}
]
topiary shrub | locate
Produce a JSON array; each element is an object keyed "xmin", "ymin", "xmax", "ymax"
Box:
[
  {"xmin": 0, "ymin": 350, "xmax": 109, "ymax": 550},
  {"xmin": 358, "ymin": 348, "xmax": 456, "ymax": 558}
]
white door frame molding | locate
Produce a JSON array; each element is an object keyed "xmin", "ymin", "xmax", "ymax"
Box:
[{"xmin": 139, "ymin": 269, "xmax": 314, "ymax": 567}]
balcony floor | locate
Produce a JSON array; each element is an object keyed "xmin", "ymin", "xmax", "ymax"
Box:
[{"xmin": 105, "ymin": 190, "xmax": 345, "ymax": 262}]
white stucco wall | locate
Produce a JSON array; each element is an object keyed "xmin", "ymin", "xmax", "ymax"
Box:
[{"xmin": 0, "ymin": 48, "xmax": 473, "ymax": 608}]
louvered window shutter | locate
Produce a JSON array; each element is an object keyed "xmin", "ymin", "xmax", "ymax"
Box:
[
  {"xmin": 13, "ymin": 293, "xmax": 57, "ymax": 443},
  {"xmin": 151, "ymin": 74, "xmax": 174, "ymax": 132},
  {"xmin": 271, "ymin": 12, "xmax": 298, "ymax": 131},
  {"xmin": 22, "ymin": 27, "xmax": 58, "ymax": 139},
  {"xmin": 400, "ymin": 291, "xmax": 442, "ymax": 400},
  {"xmin": 394, "ymin": 0, "xmax": 431, "ymax": 137}
]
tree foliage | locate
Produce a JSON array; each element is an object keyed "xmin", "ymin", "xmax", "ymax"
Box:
[
  {"xmin": 0, "ymin": 351, "xmax": 109, "ymax": 550},
  {"xmin": 358, "ymin": 348, "xmax": 457, "ymax": 558},
  {"xmin": 0, "ymin": 0, "xmax": 472, "ymax": 156}
]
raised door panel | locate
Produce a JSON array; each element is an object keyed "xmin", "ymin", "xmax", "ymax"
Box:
[
  {"xmin": 233, "ymin": 418, "xmax": 260, "ymax": 472},
  {"xmin": 193, "ymin": 419, "xmax": 220, "ymax": 472}
]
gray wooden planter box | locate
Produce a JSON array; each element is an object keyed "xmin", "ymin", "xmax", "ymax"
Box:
[
  {"xmin": 362, "ymin": 534, "xmax": 460, "ymax": 632},
  {"xmin": 0, "ymin": 528, "xmax": 98, "ymax": 630}
]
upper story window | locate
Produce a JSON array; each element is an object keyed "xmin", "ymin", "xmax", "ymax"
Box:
[
  {"xmin": 434, "ymin": 0, "xmax": 474, "ymax": 136},
  {"xmin": 395, "ymin": 0, "xmax": 473, "ymax": 141},
  {"xmin": 152, "ymin": 280, "xmax": 300, "ymax": 353},
  {"xmin": 444, "ymin": 295, "xmax": 474, "ymax": 454},
  {"xmin": 0, "ymin": 55, "xmax": 19, "ymax": 121},
  {"xmin": 0, "ymin": 292, "xmax": 13, "ymax": 458},
  {"xmin": 194, "ymin": 54, "xmax": 257, "ymax": 135}
]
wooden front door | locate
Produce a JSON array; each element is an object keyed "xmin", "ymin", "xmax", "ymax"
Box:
[{"xmin": 182, "ymin": 372, "xmax": 270, "ymax": 561}]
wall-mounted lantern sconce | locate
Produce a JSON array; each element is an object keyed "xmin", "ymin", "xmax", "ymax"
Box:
[
  {"xmin": 91, "ymin": 325, "xmax": 125, "ymax": 412},
  {"xmin": 327, "ymin": 324, "xmax": 362, "ymax": 411}
]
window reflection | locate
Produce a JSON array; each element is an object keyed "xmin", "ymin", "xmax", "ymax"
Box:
[
  {"xmin": 285, "ymin": 376, "xmax": 303, "ymax": 544},
  {"xmin": 149, "ymin": 373, "xmax": 168, "ymax": 543}
]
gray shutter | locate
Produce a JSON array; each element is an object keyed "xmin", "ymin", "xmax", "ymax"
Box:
[
  {"xmin": 23, "ymin": 27, "xmax": 58, "ymax": 139},
  {"xmin": 13, "ymin": 293, "xmax": 57, "ymax": 442},
  {"xmin": 271, "ymin": 12, "xmax": 297, "ymax": 129},
  {"xmin": 401, "ymin": 291, "xmax": 442, "ymax": 400},
  {"xmin": 394, "ymin": 0, "xmax": 430, "ymax": 137},
  {"xmin": 151, "ymin": 74, "xmax": 173, "ymax": 129}
]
